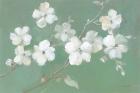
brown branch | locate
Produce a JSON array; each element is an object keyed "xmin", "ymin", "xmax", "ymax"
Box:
[
  {"xmin": 22, "ymin": 59, "xmax": 69, "ymax": 93},
  {"xmin": 23, "ymin": 76, "xmax": 51, "ymax": 93}
]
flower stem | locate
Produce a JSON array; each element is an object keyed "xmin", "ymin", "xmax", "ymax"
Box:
[{"xmin": 79, "ymin": 6, "xmax": 104, "ymax": 39}]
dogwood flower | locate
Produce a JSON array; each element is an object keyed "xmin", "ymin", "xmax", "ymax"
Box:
[
  {"xmin": 32, "ymin": 40, "xmax": 55, "ymax": 66},
  {"xmin": 99, "ymin": 9, "xmax": 122, "ymax": 32},
  {"xmin": 32, "ymin": 2, "xmax": 58, "ymax": 28},
  {"xmin": 82, "ymin": 30, "xmax": 103, "ymax": 53},
  {"xmin": 14, "ymin": 46, "xmax": 31, "ymax": 66},
  {"xmin": 103, "ymin": 34, "xmax": 128, "ymax": 59},
  {"xmin": 65, "ymin": 36, "xmax": 92, "ymax": 65},
  {"xmin": 55, "ymin": 22, "xmax": 76, "ymax": 42},
  {"xmin": 10, "ymin": 26, "xmax": 32, "ymax": 46}
]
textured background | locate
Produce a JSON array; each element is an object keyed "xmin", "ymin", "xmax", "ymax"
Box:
[{"xmin": 0, "ymin": 0, "xmax": 140, "ymax": 93}]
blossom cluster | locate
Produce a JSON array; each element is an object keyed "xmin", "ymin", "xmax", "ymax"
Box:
[
  {"xmin": 65, "ymin": 31, "xmax": 103, "ymax": 65},
  {"xmin": 5, "ymin": 1, "xmax": 129, "ymax": 78},
  {"xmin": 6, "ymin": 26, "xmax": 32, "ymax": 66},
  {"xmin": 99, "ymin": 9, "xmax": 128, "ymax": 61}
]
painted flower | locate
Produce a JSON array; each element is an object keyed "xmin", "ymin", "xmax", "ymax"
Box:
[
  {"xmin": 99, "ymin": 9, "xmax": 122, "ymax": 32},
  {"xmin": 32, "ymin": 40, "xmax": 55, "ymax": 66},
  {"xmin": 10, "ymin": 26, "xmax": 32, "ymax": 46},
  {"xmin": 65, "ymin": 36, "xmax": 92, "ymax": 65},
  {"xmin": 55, "ymin": 22, "xmax": 76, "ymax": 42},
  {"xmin": 32, "ymin": 2, "xmax": 58, "ymax": 28},
  {"xmin": 103, "ymin": 34, "xmax": 128, "ymax": 59},
  {"xmin": 82, "ymin": 30, "xmax": 103, "ymax": 53},
  {"xmin": 14, "ymin": 46, "xmax": 31, "ymax": 66}
]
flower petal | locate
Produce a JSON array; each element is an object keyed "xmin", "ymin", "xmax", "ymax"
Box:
[
  {"xmin": 14, "ymin": 55, "xmax": 22, "ymax": 65},
  {"xmin": 15, "ymin": 46, "xmax": 24, "ymax": 55},
  {"xmin": 22, "ymin": 56, "xmax": 31, "ymax": 66},
  {"xmin": 92, "ymin": 37, "xmax": 103, "ymax": 53},
  {"xmin": 45, "ymin": 14, "xmax": 58, "ymax": 24},
  {"xmin": 23, "ymin": 34, "xmax": 32, "ymax": 45},
  {"xmin": 60, "ymin": 33, "xmax": 69, "ymax": 42},
  {"xmin": 81, "ymin": 52, "xmax": 91, "ymax": 62},
  {"xmin": 99, "ymin": 16, "xmax": 111, "ymax": 31},
  {"xmin": 69, "ymin": 52, "xmax": 82, "ymax": 65},
  {"xmin": 80, "ymin": 41, "xmax": 93, "ymax": 53},
  {"xmin": 32, "ymin": 50, "xmax": 47, "ymax": 66},
  {"xmin": 32, "ymin": 9, "xmax": 42, "ymax": 19},
  {"xmin": 10, "ymin": 33, "xmax": 21, "ymax": 45},
  {"xmin": 115, "ymin": 34, "xmax": 127, "ymax": 44},
  {"xmin": 39, "ymin": 40, "xmax": 50, "ymax": 51},
  {"xmin": 108, "ymin": 9, "xmax": 117, "ymax": 19},
  {"xmin": 45, "ymin": 50, "xmax": 55, "ymax": 61},
  {"xmin": 108, "ymin": 48, "xmax": 122, "ymax": 59},
  {"xmin": 39, "ymin": 2, "xmax": 50, "ymax": 13},
  {"xmin": 103, "ymin": 35, "xmax": 115, "ymax": 47},
  {"xmin": 82, "ymin": 30, "xmax": 98, "ymax": 43},
  {"xmin": 47, "ymin": 7, "xmax": 55, "ymax": 14},
  {"xmin": 36, "ymin": 17, "xmax": 47, "ymax": 28}
]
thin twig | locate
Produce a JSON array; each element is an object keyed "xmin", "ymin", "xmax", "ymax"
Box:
[
  {"xmin": 50, "ymin": 59, "xmax": 69, "ymax": 78},
  {"xmin": 23, "ymin": 76, "xmax": 51, "ymax": 93},
  {"xmin": 23, "ymin": 60, "xmax": 69, "ymax": 93},
  {"xmin": 79, "ymin": 5, "xmax": 104, "ymax": 39}
]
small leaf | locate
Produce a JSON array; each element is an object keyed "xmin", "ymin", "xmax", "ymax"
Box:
[
  {"xmin": 64, "ymin": 75, "xmax": 79, "ymax": 89},
  {"xmin": 115, "ymin": 61, "xmax": 126, "ymax": 76}
]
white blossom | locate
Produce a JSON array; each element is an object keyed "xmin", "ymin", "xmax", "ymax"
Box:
[
  {"xmin": 99, "ymin": 9, "xmax": 122, "ymax": 32},
  {"xmin": 14, "ymin": 46, "xmax": 31, "ymax": 66},
  {"xmin": 32, "ymin": 2, "xmax": 58, "ymax": 28},
  {"xmin": 55, "ymin": 22, "xmax": 76, "ymax": 42},
  {"xmin": 65, "ymin": 36, "xmax": 93, "ymax": 65},
  {"xmin": 10, "ymin": 26, "xmax": 32, "ymax": 46},
  {"xmin": 65, "ymin": 31, "xmax": 103, "ymax": 66},
  {"xmin": 103, "ymin": 34, "xmax": 128, "ymax": 59},
  {"xmin": 32, "ymin": 40, "xmax": 55, "ymax": 66},
  {"xmin": 82, "ymin": 30, "xmax": 103, "ymax": 53}
]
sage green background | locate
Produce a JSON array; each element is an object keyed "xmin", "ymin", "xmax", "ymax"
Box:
[{"xmin": 0, "ymin": 0, "xmax": 140, "ymax": 93}]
